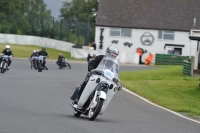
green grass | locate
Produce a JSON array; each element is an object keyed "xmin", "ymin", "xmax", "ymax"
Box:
[
  {"xmin": 0, "ymin": 43, "xmax": 86, "ymax": 61},
  {"xmin": 119, "ymin": 66, "xmax": 200, "ymax": 117}
]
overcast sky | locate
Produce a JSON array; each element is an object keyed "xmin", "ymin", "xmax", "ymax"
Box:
[{"xmin": 43, "ymin": 0, "xmax": 72, "ymax": 18}]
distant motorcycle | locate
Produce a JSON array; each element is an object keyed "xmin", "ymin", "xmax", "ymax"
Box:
[
  {"xmin": 30, "ymin": 56, "xmax": 39, "ymax": 70},
  {"xmin": 56, "ymin": 58, "xmax": 71, "ymax": 69},
  {"xmin": 0, "ymin": 55, "xmax": 10, "ymax": 73},
  {"xmin": 38, "ymin": 55, "xmax": 48, "ymax": 72},
  {"xmin": 70, "ymin": 56, "xmax": 122, "ymax": 121}
]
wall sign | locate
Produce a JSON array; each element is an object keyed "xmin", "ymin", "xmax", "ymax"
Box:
[
  {"xmin": 124, "ymin": 42, "xmax": 133, "ymax": 47},
  {"xmin": 140, "ymin": 32, "xmax": 154, "ymax": 46},
  {"xmin": 112, "ymin": 40, "xmax": 119, "ymax": 44},
  {"xmin": 99, "ymin": 28, "xmax": 104, "ymax": 49}
]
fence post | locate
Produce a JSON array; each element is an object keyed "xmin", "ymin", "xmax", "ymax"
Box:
[
  {"xmin": 191, "ymin": 63, "xmax": 194, "ymax": 76},
  {"xmin": 67, "ymin": 20, "xmax": 70, "ymax": 41},
  {"xmin": 78, "ymin": 22, "xmax": 80, "ymax": 45},
  {"xmin": 41, "ymin": 17, "xmax": 44, "ymax": 37},
  {"xmin": 11, "ymin": 15, "xmax": 15, "ymax": 34},
  {"xmin": 60, "ymin": 19, "xmax": 63, "ymax": 40},
  {"xmin": 84, "ymin": 24, "xmax": 88, "ymax": 46},
  {"xmin": 31, "ymin": 17, "xmax": 34, "ymax": 35},
  {"xmin": 51, "ymin": 17, "xmax": 54, "ymax": 38},
  {"xmin": 85, "ymin": 23, "xmax": 90, "ymax": 46},
  {"xmin": 88, "ymin": 23, "xmax": 90, "ymax": 45}
]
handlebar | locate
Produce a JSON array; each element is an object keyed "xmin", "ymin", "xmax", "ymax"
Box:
[{"xmin": 90, "ymin": 69, "xmax": 121, "ymax": 88}]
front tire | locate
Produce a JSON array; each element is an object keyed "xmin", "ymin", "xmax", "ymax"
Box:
[
  {"xmin": 66, "ymin": 63, "xmax": 71, "ymax": 69},
  {"xmin": 38, "ymin": 63, "xmax": 42, "ymax": 72},
  {"xmin": 34, "ymin": 61, "xmax": 38, "ymax": 70},
  {"xmin": 88, "ymin": 98, "xmax": 104, "ymax": 121},
  {"xmin": 1, "ymin": 62, "xmax": 5, "ymax": 73}
]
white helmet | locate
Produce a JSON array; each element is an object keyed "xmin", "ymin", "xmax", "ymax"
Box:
[
  {"xmin": 105, "ymin": 45, "xmax": 119, "ymax": 58},
  {"xmin": 33, "ymin": 50, "xmax": 36, "ymax": 53},
  {"xmin": 5, "ymin": 45, "xmax": 10, "ymax": 49},
  {"xmin": 5, "ymin": 45, "xmax": 10, "ymax": 52}
]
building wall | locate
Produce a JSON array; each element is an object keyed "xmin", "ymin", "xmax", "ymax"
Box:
[{"xmin": 95, "ymin": 26, "xmax": 197, "ymax": 63}]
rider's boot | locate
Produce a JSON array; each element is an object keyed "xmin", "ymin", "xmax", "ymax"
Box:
[
  {"xmin": 31, "ymin": 64, "xmax": 33, "ymax": 70},
  {"xmin": 45, "ymin": 66, "xmax": 48, "ymax": 70}
]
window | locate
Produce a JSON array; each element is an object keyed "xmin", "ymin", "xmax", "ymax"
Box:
[
  {"xmin": 110, "ymin": 28, "xmax": 132, "ymax": 37},
  {"xmin": 121, "ymin": 28, "xmax": 132, "ymax": 37},
  {"xmin": 158, "ymin": 30, "xmax": 174, "ymax": 40},
  {"xmin": 110, "ymin": 28, "xmax": 120, "ymax": 37}
]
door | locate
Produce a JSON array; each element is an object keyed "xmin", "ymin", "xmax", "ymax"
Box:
[{"xmin": 174, "ymin": 48, "xmax": 182, "ymax": 55}]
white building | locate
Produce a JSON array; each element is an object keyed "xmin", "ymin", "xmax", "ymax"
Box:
[{"xmin": 94, "ymin": 0, "xmax": 200, "ymax": 63}]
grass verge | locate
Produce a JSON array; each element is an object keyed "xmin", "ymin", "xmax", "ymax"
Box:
[
  {"xmin": 119, "ymin": 66, "xmax": 200, "ymax": 118},
  {"xmin": 0, "ymin": 43, "xmax": 86, "ymax": 61}
]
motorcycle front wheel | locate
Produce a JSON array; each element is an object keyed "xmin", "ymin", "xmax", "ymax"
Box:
[
  {"xmin": 38, "ymin": 63, "xmax": 42, "ymax": 72},
  {"xmin": 66, "ymin": 63, "xmax": 71, "ymax": 69},
  {"xmin": 1, "ymin": 62, "xmax": 5, "ymax": 73},
  {"xmin": 34, "ymin": 61, "xmax": 38, "ymax": 70},
  {"xmin": 88, "ymin": 97, "xmax": 104, "ymax": 121}
]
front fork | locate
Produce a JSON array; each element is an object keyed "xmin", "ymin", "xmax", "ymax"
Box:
[
  {"xmin": 87, "ymin": 90, "xmax": 107, "ymax": 110},
  {"xmin": 90, "ymin": 91, "xmax": 98, "ymax": 109}
]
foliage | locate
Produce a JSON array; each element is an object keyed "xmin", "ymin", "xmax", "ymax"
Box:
[
  {"xmin": 60, "ymin": 0, "xmax": 98, "ymax": 42},
  {"xmin": 0, "ymin": 0, "xmax": 95, "ymax": 46},
  {"xmin": 0, "ymin": 0, "xmax": 51, "ymax": 35}
]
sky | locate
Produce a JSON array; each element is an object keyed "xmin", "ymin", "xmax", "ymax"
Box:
[{"xmin": 43, "ymin": 0, "xmax": 72, "ymax": 18}]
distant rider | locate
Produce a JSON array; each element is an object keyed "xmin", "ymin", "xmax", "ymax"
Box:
[
  {"xmin": 56, "ymin": 53, "xmax": 65, "ymax": 66},
  {"xmin": 0, "ymin": 45, "xmax": 13, "ymax": 70},
  {"xmin": 29, "ymin": 50, "xmax": 38, "ymax": 69},
  {"xmin": 38, "ymin": 47, "xmax": 49, "ymax": 70}
]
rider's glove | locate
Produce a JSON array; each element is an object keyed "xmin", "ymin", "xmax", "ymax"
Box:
[{"xmin": 87, "ymin": 72, "xmax": 91, "ymax": 77}]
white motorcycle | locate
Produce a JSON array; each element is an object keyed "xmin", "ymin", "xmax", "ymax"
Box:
[
  {"xmin": 38, "ymin": 55, "xmax": 48, "ymax": 72},
  {"xmin": 70, "ymin": 56, "xmax": 122, "ymax": 121}
]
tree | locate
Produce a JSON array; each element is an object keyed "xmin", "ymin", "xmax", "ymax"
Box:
[
  {"xmin": 0, "ymin": 0, "xmax": 52, "ymax": 35},
  {"xmin": 60, "ymin": 0, "xmax": 98, "ymax": 43}
]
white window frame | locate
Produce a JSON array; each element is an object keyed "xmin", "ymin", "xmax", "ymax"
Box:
[
  {"xmin": 158, "ymin": 30, "xmax": 174, "ymax": 40},
  {"xmin": 110, "ymin": 28, "xmax": 132, "ymax": 38}
]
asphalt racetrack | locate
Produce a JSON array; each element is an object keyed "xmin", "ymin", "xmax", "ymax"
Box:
[{"xmin": 0, "ymin": 59, "xmax": 199, "ymax": 133}]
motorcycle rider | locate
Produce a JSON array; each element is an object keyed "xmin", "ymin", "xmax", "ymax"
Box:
[
  {"xmin": 56, "ymin": 53, "xmax": 65, "ymax": 66},
  {"xmin": 30, "ymin": 50, "xmax": 36, "ymax": 59},
  {"xmin": 38, "ymin": 47, "xmax": 49, "ymax": 70},
  {"xmin": 0, "ymin": 45, "xmax": 13, "ymax": 70},
  {"xmin": 87, "ymin": 53, "xmax": 92, "ymax": 63},
  {"xmin": 29, "ymin": 50, "xmax": 38, "ymax": 69},
  {"xmin": 36, "ymin": 49, "xmax": 39, "ymax": 55},
  {"xmin": 75, "ymin": 45, "xmax": 119, "ymax": 103}
]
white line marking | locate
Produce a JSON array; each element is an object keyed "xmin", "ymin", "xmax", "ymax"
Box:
[{"xmin": 122, "ymin": 87, "xmax": 200, "ymax": 124}]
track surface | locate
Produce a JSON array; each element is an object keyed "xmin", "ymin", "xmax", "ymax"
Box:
[{"xmin": 0, "ymin": 59, "xmax": 199, "ymax": 133}]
